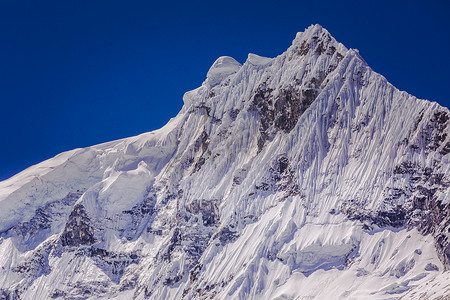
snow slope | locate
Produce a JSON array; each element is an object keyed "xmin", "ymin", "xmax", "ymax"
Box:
[{"xmin": 1, "ymin": 24, "xmax": 450, "ymax": 299}]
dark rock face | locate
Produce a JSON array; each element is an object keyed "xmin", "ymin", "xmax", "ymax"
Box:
[
  {"xmin": 184, "ymin": 273, "xmax": 234, "ymax": 300},
  {"xmin": 87, "ymin": 248, "xmax": 141, "ymax": 284},
  {"xmin": 15, "ymin": 207, "xmax": 51, "ymax": 236},
  {"xmin": 390, "ymin": 258, "xmax": 415, "ymax": 278},
  {"xmin": 5, "ymin": 238, "xmax": 59, "ymax": 299},
  {"xmin": 229, "ymin": 109, "xmax": 240, "ymax": 120},
  {"xmin": 274, "ymin": 88, "xmax": 317, "ymax": 133},
  {"xmin": 186, "ymin": 199, "xmax": 219, "ymax": 226},
  {"xmin": 341, "ymin": 203, "xmax": 408, "ymax": 230},
  {"xmin": 189, "ymin": 102, "xmax": 211, "ymax": 117},
  {"xmin": 418, "ymin": 198, "xmax": 450, "ymax": 267},
  {"xmin": 290, "ymin": 30, "xmax": 344, "ymax": 63},
  {"xmin": 0, "ymin": 191, "xmax": 83, "ymax": 250},
  {"xmin": 189, "ymin": 263, "xmax": 203, "ymax": 283},
  {"xmin": 252, "ymin": 84, "xmax": 274, "ymax": 151},
  {"xmin": 341, "ymin": 151, "xmax": 450, "ymax": 268},
  {"xmin": 192, "ymin": 131, "xmax": 210, "ymax": 173},
  {"xmin": 255, "ymin": 155, "xmax": 300, "ymax": 200},
  {"xmin": 194, "ymin": 131, "xmax": 210, "ymax": 154},
  {"xmin": 161, "ymin": 228, "xmax": 181, "ymax": 262},
  {"xmin": 251, "ymin": 65, "xmax": 333, "ymax": 151},
  {"xmin": 11, "ymin": 244, "xmax": 52, "ymax": 278},
  {"xmin": 0, "ymin": 191, "xmax": 87, "ymax": 299},
  {"xmin": 272, "ymin": 156, "xmax": 301, "ymax": 199},
  {"xmin": 123, "ymin": 194, "xmax": 157, "ymax": 241},
  {"xmin": 426, "ymin": 111, "xmax": 449, "ymax": 153},
  {"xmin": 50, "ymin": 289, "xmax": 65, "ymax": 299},
  {"xmin": 407, "ymin": 110, "xmax": 450, "ymax": 154},
  {"xmin": 213, "ymin": 226, "xmax": 238, "ymax": 246},
  {"xmin": 50, "ymin": 281, "xmax": 109, "ymax": 300},
  {"xmin": 0, "ymin": 289, "xmax": 15, "ymax": 300},
  {"xmin": 61, "ymin": 204, "xmax": 96, "ymax": 247},
  {"xmin": 252, "ymin": 84, "xmax": 317, "ymax": 151},
  {"xmin": 425, "ymin": 263, "xmax": 440, "ymax": 271},
  {"xmin": 147, "ymin": 197, "xmax": 231, "ymax": 293},
  {"xmin": 392, "ymin": 160, "xmax": 450, "ymax": 268},
  {"xmin": 338, "ymin": 106, "xmax": 450, "ymax": 269}
]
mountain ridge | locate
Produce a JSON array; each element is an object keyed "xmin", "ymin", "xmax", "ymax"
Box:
[{"xmin": 1, "ymin": 24, "xmax": 449, "ymax": 299}]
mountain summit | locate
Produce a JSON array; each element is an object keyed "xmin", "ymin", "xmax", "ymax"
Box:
[{"xmin": 1, "ymin": 25, "xmax": 449, "ymax": 299}]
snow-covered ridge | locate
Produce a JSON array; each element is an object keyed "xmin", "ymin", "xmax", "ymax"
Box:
[
  {"xmin": 206, "ymin": 56, "xmax": 242, "ymax": 88},
  {"xmin": 1, "ymin": 24, "xmax": 449, "ymax": 299}
]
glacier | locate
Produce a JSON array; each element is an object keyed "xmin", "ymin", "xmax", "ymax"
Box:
[{"xmin": 0, "ymin": 24, "xmax": 449, "ymax": 299}]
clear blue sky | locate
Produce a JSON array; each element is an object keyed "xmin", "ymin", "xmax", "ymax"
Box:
[{"xmin": 1, "ymin": 0, "xmax": 449, "ymax": 181}]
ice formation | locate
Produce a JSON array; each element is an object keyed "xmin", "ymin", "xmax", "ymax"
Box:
[{"xmin": 0, "ymin": 24, "xmax": 449, "ymax": 299}]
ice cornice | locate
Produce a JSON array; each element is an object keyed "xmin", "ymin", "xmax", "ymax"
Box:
[
  {"xmin": 244, "ymin": 53, "xmax": 273, "ymax": 67},
  {"xmin": 205, "ymin": 56, "xmax": 242, "ymax": 88}
]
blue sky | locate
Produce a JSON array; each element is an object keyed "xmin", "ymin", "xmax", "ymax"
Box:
[{"xmin": 1, "ymin": 0, "xmax": 449, "ymax": 181}]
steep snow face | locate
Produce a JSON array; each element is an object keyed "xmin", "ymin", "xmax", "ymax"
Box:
[{"xmin": 1, "ymin": 24, "xmax": 450, "ymax": 299}]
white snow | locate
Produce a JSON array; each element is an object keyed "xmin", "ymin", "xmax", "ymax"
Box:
[
  {"xmin": 206, "ymin": 56, "xmax": 242, "ymax": 88},
  {"xmin": 245, "ymin": 53, "xmax": 273, "ymax": 66},
  {"xmin": 0, "ymin": 24, "xmax": 449, "ymax": 299}
]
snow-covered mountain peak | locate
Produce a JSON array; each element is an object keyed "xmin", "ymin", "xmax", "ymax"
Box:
[
  {"xmin": 293, "ymin": 23, "xmax": 325, "ymax": 40},
  {"xmin": 290, "ymin": 24, "xmax": 348, "ymax": 59},
  {"xmin": 1, "ymin": 25, "xmax": 450, "ymax": 300},
  {"xmin": 206, "ymin": 56, "xmax": 242, "ymax": 88}
]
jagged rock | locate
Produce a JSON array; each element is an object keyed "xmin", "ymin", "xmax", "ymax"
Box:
[
  {"xmin": 214, "ymin": 226, "xmax": 238, "ymax": 246},
  {"xmin": 425, "ymin": 263, "xmax": 440, "ymax": 271},
  {"xmin": 0, "ymin": 190, "xmax": 83, "ymax": 250},
  {"xmin": 186, "ymin": 199, "xmax": 219, "ymax": 226},
  {"xmin": 255, "ymin": 155, "xmax": 300, "ymax": 199},
  {"xmin": 390, "ymin": 258, "xmax": 415, "ymax": 278},
  {"xmin": 87, "ymin": 247, "xmax": 141, "ymax": 283},
  {"xmin": 60, "ymin": 204, "xmax": 95, "ymax": 247},
  {"xmin": 161, "ymin": 228, "xmax": 181, "ymax": 261}
]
